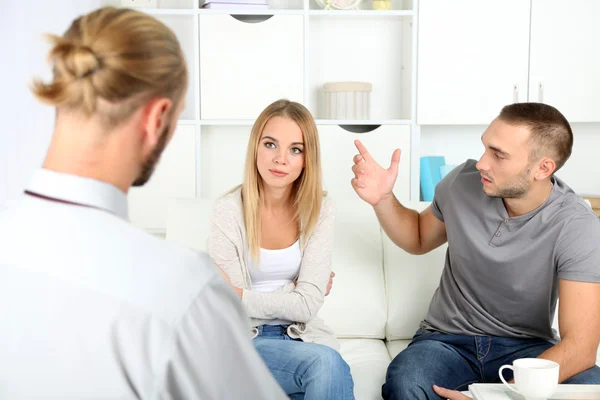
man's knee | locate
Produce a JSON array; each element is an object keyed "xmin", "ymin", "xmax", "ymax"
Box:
[
  {"xmin": 382, "ymin": 373, "xmax": 433, "ymax": 400},
  {"xmin": 382, "ymin": 336, "xmax": 477, "ymax": 400},
  {"xmin": 382, "ymin": 352, "xmax": 437, "ymax": 400}
]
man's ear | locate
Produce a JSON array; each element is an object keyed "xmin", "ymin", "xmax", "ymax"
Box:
[
  {"xmin": 534, "ymin": 156, "xmax": 556, "ymax": 181},
  {"xmin": 141, "ymin": 98, "xmax": 173, "ymax": 151}
]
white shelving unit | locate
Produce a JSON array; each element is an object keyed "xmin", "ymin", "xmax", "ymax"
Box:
[{"xmin": 107, "ymin": 0, "xmax": 418, "ymax": 232}]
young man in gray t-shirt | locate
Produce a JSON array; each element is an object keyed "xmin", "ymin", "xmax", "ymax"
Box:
[{"xmin": 351, "ymin": 103, "xmax": 600, "ymax": 400}]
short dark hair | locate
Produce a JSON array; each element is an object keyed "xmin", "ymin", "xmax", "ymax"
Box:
[{"xmin": 498, "ymin": 103, "xmax": 573, "ymax": 172}]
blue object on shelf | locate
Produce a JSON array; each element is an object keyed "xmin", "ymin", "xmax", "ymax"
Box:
[
  {"xmin": 439, "ymin": 164, "xmax": 457, "ymax": 179},
  {"xmin": 420, "ymin": 156, "xmax": 445, "ymax": 201}
]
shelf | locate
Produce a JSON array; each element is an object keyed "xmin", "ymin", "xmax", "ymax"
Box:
[
  {"xmin": 199, "ymin": 119, "xmax": 255, "ymax": 126},
  {"xmin": 177, "ymin": 119, "xmax": 198, "ymax": 125},
  {"xmin": 139, "ymin": 8, "xmax": 197, "ymax": 15},
  {"xmin": 199, "ymin": 9, "xmax": 304, "ymax": 15},
  {"xmin": 136, "ymin": 8, "xmax": 413, "ymax": 17},
  {"xmin": 309, "ymin": 10, "xmax": 413, "ymax": 17},
  {"xmin": 139, "ymin": 8, "xmax": 304, "ymax": 16},
  {"xmin": 179, "ymin": 119, "xmax": 414, "ymax": 126},
  {"xmin": 316, "ymin": 119, "xmax": 412, "ymax": 125}
]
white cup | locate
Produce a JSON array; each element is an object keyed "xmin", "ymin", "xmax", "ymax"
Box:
[{"xmin": 499, "ymin": 358, "xmax": 559, "ymax": 399}]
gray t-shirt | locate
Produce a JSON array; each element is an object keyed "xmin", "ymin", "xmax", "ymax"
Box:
[{"xmin": 421, "ymin": 159, "xmax": 600, "ymax": 342}]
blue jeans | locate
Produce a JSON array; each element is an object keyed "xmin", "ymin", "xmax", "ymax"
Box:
[
  {"xmin": 383, "ymin": 329, "xmax": 600, "ymax": 400},
  {"xmin": 253, "ymin": 324, "xmax": 355, "ymax": 400}
]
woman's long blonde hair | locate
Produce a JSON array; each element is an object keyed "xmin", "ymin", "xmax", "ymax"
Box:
[
  {"xmin": 240, "ymin": 99, "xmax": 324, "ymax": 260},
  {"xmin": 31, "ymin": 7, "xmax": 187, "ymax": 126}
]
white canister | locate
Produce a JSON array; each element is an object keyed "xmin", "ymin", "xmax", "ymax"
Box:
[{"xmin": 323, "ymin": 82, "xmax": 372, "ymax": 120}]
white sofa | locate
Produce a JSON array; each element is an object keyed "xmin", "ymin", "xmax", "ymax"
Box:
[{"xmin": 165, "ymin": 197, "xmax": 598, "ymax": 400}]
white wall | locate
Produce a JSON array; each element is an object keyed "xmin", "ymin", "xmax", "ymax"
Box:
[
  {"xmin": 420, "ymin": 123, "xmax": 600, "ymax": 196},
  {"xmin": 0, "ymin": 0, "xmax": 105, "ymax": 210}
]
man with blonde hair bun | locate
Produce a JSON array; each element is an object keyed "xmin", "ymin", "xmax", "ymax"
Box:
[{"xmin": 0, "ymin": 7, "xmax": 286, "ymax": 399}]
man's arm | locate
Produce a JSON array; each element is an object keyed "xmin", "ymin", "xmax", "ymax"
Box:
[
  {"xmin": 541, "ymin": 211, "xmax": 600, "ymax": 381},
  {"xmin": 536, "ymin": 279, "xmax": 600, "ymax": 382},
  {"xmin": 374, "ymin": 195, "xmax": 447, "ymax": 255}
]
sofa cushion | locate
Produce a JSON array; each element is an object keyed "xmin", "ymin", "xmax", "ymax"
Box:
[
  {"xmin": 385, "ymin": 339, "xmax": 411, "ymax": 360},
  {"xmin": 318, "ymin": 200, "xmax": 387, "ymax": 339},
  {"xmin": 383, "ymin": 201, "xmax": 448, "ymax": 341},
  {"xmin": 339, "ymin": 339, "xmax": 391, "ymax": 400}
]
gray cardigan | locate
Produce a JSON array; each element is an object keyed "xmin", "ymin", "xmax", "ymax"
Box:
[{"xmin": 208, "ymin": 187, "xmax": 339, "ymax": 350}]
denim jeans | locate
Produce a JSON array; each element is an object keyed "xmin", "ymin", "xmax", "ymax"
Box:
[
  {"xmin": 383, "ymin": 329, "xmax": 600, "ymax": 400},
  {"xmin": 253, "ymin": 324, "xmax": 355, "ymax": 400}
]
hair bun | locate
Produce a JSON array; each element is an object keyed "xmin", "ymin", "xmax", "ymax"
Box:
[
  {"xmin": 32, "ymin": 7, "xmax": 187, "ymax": 120},
  {"xmin": 46, "ymin": 34, "xmax": 100, "ymax": 80}
]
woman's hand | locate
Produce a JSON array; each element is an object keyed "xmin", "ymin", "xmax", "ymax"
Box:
[
  {"xmin": 218, "ymin": 268, "xmax": 243, "ymax": 298},
  {"xmin": 293, "ymin": 271, "xmax": 335, "ymax": 296},
  {"xmin": 325, "ymin": 271, "xmax": 335, "ymax": 296}
]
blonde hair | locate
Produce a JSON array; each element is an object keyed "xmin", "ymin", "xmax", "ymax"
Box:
[
  {"xmin": 31, "ymin": 7, "xmax": 187, "ymax": 126},
  {"xmin": 239, "ymin": 99, "xmax": 324, "ymax": 260}
]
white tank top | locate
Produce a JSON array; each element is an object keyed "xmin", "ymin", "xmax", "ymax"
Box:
[{"xmin": 248, "ymin": 240, "xmax": 301, "ymax": 325}]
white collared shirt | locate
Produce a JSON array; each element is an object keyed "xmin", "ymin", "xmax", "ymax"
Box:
[{"xmin": 0, "ymin": 169, "xmax": 286, "ymax": 400}]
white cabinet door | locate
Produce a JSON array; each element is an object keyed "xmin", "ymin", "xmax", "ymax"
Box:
[
  {"xmin": 199, "ymin": 15, "xmax": 304, "ymax": 120},
  {"xmin": 319, "ymin": 125, "xmax": 411, "ymax": 204},
  {"xmin": 128, "ymin": 125, "xmax": 196, "ymax": 231},
  {"xmin": 417, "ymin": 0, "xmax": 530, "ymax": 125},
  {"xmin": 529, "ymin": 0, "xmax": 600, "ymax": 122}
]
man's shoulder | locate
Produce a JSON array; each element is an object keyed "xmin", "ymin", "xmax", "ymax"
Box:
[
  {"xmin": 73, "ymin": 215, "xmax": 224, "ymax": 324},
  {"xmin": 124, "ymin": 231, "xmax": 222, "ymax": 317},
  {"xmin": 545, "ymin": 177, "xmax": 599, "ymax": 225},
  {"xmin": 0, "ymin": 198, "xmax": 224, "ymax": 324},
  {"xmin": 551, "ymin": 196, "xmax": 600, "ymax": 233}
]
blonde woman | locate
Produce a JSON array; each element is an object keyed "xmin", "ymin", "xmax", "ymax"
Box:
[{"xmin": 209, "ymin": 99, "xmax": 355, "ymax": 399}]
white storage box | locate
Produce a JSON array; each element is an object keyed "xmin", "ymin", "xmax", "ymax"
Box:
[
  {"xmin": 323, "ymin": 81, "xmax": 372, "ymax": 120},
  {"xmin": 121, "ymin": 0, "xmax": 157, "ymax": 7}
]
